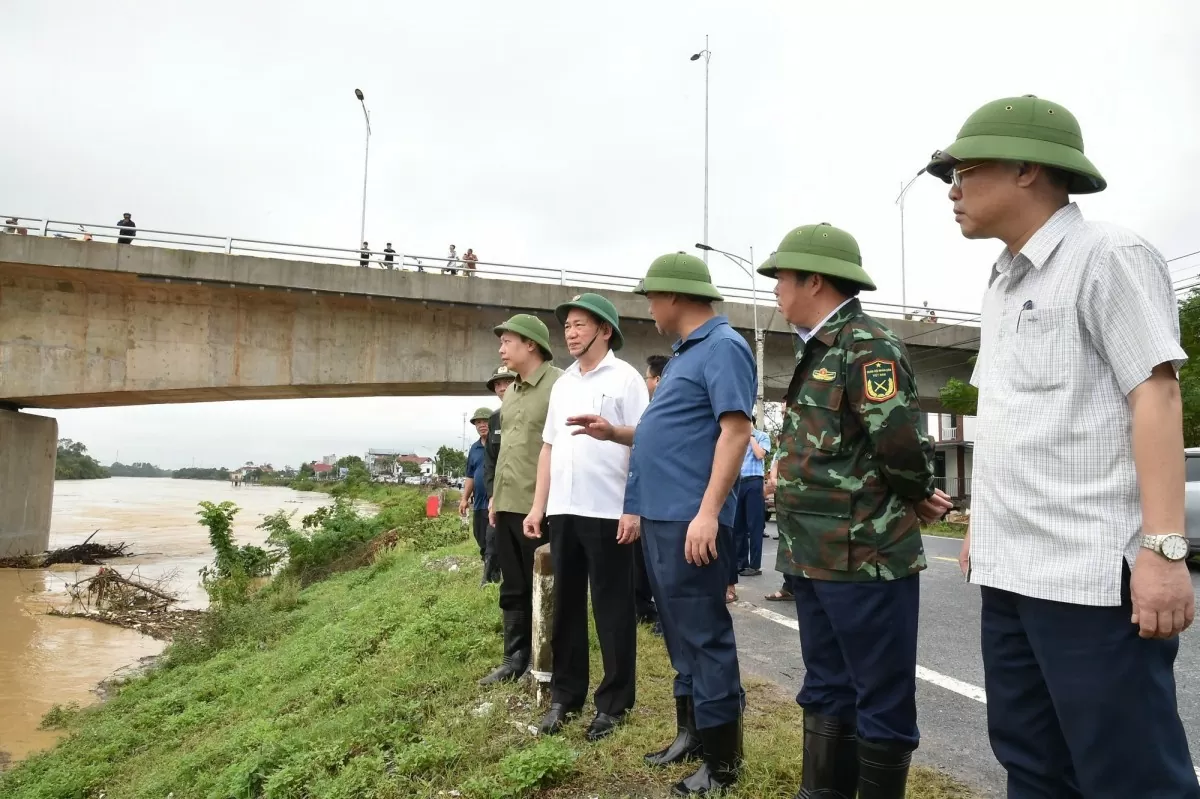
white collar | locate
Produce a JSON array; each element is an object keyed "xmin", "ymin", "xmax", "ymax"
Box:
[
  {"xmin": 567, "ymin": 347, "xmax": 616, "ymax": 376},
  {"xmin": 792, "ymin": 298, "xmax": 853, "ymax": 343}
]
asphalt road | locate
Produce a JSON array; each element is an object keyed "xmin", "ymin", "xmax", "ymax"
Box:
[{"xmin": 726, "ymin": 522, "xmax": 1200, "ymax": 797}]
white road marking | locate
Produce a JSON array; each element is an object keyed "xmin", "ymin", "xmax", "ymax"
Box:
[
  {"xmin": 736, "ymin": 600, "xmax": 1200, "ymax": 778},
  {"xmin": 738, "ymin": 602, "xmax": 990, "ymax": 704}
]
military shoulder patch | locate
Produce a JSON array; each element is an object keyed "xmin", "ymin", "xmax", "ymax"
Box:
[
  {"xmin": 811, "ymin": 367, "xmax": 836, "ymax": 382},
  {"xmin": 862, "ymin": 359, "xmax": 897, "ymax": 402}
]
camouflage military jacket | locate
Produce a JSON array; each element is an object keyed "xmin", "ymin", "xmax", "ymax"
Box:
[{"xmin": 775, "ymin": 299, "xmax": 935, "ymax": 582}]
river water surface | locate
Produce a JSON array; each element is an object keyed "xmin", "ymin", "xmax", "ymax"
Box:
[{"xmin": 0, "ymin": 477, "xmax": 334, "ymax": 764}]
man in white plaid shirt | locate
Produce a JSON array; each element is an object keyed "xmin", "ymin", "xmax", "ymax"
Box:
[{"xmin": 926, "ymin": 95, "xmax": 1198, "ymax": 798}]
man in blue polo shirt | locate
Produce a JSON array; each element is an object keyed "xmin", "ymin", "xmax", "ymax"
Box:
[
  {"xmin": 569, "ymin": 252, "xmax": 754, "ymax": 796},
  {"xmin": 461, "ymin": 406, "xmax": 495, "ymax": 587}
]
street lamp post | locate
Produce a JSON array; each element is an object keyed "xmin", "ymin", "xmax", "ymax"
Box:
[
  {"xmin": 894, "ymin": 167, "xmax": 927, "ymax": 319},
  {"xmin": 696, "ymin": 242, "xmax": 762, "ymax": 427},
  {"xmin": 690, "ymin": 37, "xmax": 711, "ymax": 263},
  {"xmin": 354, "ymin": 88, "xmax": 372, "ymax": 248}
]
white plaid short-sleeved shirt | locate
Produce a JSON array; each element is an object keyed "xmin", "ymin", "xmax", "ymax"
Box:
[{"xmin": 969, "ymin": 203, "xmax": 1188, "ymax": 607}]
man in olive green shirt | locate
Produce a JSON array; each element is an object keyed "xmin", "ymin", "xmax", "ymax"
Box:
[{"xmin": 480, "ymin": 313, "xmax": 564, "ymax": 685}]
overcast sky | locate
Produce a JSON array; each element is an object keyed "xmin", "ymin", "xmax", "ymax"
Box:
[{"xmin": 3, "ymin": 0, "xmax": 1199, "ymax": 469}]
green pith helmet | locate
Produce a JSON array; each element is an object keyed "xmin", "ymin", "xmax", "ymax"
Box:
[
  {"xmin": 633, "ymin": 252, "xmax": 724, "ymax": 301},
  {"xmin": 493, "ymin": 313, "xmax": 554, "ymax": 361},
  {"xmin": 925, "ymin": 95, "xmax": 1106, "ymax": 194},
  {"xmin": 470, "ymin": 406, "xmax": 493, "ymax": 423},
  {"xmin": 757, "ymin": 223, "xmax": 877, "ymax": 291},
  {"xmin": 554, "ymin": 292, "xmax": 624, "ymax": 351},
  {"xmin": 485, "ymin": 364, "xmax": 517, "ymax": 392}
]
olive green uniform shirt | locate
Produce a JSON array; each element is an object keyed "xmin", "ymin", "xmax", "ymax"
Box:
[{"xmin": 493, "ymin": 361, "xmax": 563, "ymax": 514}]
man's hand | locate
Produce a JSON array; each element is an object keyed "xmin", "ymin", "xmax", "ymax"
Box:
[
  {"xmin": 566, "ymin": 414, "xmax": 614, "ymax": 441},
  {"xmin": 685, "ymin": 512, "xmax": 720, "ymax": 566},
  {"xmin": 959, "ymin": 529, "xmax": 970, "ymax": 578},
  {"xmin": 1131, "ymin": 549, "xmax": 1195, "ymax": 639},
  {"xmin": 458, "ymin": 497, "xmax": 469, "ymax": 516},
  {"xmin": 488, "ymin": 498, "xmax": 496, "ymax": 529},
  {"xmin": 916, "ymin": 489, "xmax": 954, "ymax": 525},
  {"xmin": 616, "ymin": 514, "xmax": 641, "ymax": 544},
  {"xmin": 523, "ymin": 508, "xmax": 545, "ymax": 540}
]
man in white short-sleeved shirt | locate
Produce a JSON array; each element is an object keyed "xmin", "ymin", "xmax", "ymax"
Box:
[
  {"xmin": 925, "ymin": 95, "xmax": 1197, "ymax": 798},
  {"xmin": 523, "ymin": 293, "xmax": 649, "ymax": 742}
]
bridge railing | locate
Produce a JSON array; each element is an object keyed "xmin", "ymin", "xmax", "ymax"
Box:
[{"xmin": 1, "ymin": 213, "xmax": 981, "ymax": 325}]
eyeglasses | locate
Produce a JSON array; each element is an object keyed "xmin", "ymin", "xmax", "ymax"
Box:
[{"xmin": 951, "ymin": 162, "xmax": 988, "ymax": 189}]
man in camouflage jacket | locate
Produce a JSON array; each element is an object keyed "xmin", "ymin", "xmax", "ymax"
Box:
[{"xmin": 757, "ymin": 223, "xmax": 952, "ymax": 799}]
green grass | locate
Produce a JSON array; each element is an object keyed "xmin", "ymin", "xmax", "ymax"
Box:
[
  {"xmin": 923, "ymin": 521, "xmax": 968, "ymax": 539},
  {"xmin": 2, "ymin": 543, "xmax": 975, "ymax": 799}
]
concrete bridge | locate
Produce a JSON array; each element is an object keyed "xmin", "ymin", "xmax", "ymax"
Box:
[{"xmin": 0, "ymin": 235, "xmax": 978, "ymax": 555}]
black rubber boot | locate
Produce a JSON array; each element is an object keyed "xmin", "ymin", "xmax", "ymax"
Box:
[
  {"xmin": 855, "ymin": 738, "xmax": 913, "ymax": 799},
  {"xmin": 644, "ymin": 696, "xmax": 703, "ymax": 767},
  {"xmin": 478, "ymin": 610, "xmax": 530, "ymax": 685},
  {"xmin": 671, "ymin": 716, "xmax": 743, "ymax": 796},
  {"xmin": 795, "ymin": 713, "xmax": 859, "ymax": 798}
]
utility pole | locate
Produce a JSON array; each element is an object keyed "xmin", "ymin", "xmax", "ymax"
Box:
[
  {"xmin": 354, "ymin": 88, "xmax": 372, "ymax": 247},
  {"xmin": 690, "ymin": 37, "xmax": 712, "ymax": 263}
]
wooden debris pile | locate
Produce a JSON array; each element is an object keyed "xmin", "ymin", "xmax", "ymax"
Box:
[{"xmin": 0, "ymin": 530, "xmax": 132, "ymax": 569}]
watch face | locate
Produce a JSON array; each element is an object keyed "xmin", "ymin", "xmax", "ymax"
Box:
[{"xmin": 1162, "ymin": 535, "xmax": 1190, "ymax": 561}]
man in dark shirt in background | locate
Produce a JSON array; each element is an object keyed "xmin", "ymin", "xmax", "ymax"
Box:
[
  {"xmin": 116, "ymin": 213, "xmax": 136, "ymax": 244},
  {"xmin": 481, "ymin": 365, "xmax": 517, "ymax": 585},
  {"xmin": 383, "ymin": 243, "xmax": 396, "ymax": 269}
]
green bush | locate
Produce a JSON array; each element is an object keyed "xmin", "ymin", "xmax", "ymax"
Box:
[{"xmin": 196, "ymin": 501, "xmax": 280, "ymax": 601}]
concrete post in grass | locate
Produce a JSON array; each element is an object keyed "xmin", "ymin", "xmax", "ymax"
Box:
[{"xmin": 530, "ymin": 543, "xmax": 554, "ymax": 705}]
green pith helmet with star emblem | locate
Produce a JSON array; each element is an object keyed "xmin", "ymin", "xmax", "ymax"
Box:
[
  {"xmin": 757, "ymin": 223, "xmax": 877, "ymax": 291},
  {"xmin": 554, "ymin": 292, "xmax": 624, "ymax": 350},
  {"xmin": 485, "ymin": 364, "xmax": 517, "ymax": 392},
  {"xmin": 470, "ymin": 406, "xmax": 493, "ymax": 423},
  {"xmin": 925, "ymin": 95, "xmax": 1105, "ymax": 194},
  {"xmin": 493, "ymin": 313, "xmax": 553, "ymax": 361},
  {"xmin": 634, "ymin": 252, "xmax": 724, "ymax": 301}
]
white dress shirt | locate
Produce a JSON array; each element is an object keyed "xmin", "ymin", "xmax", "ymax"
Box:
[
  {"xmin": 542, "ymin": 349, "xmax": 650, "ymax": 519},
  {"xmin": 969, "ymin": 203, "xmax": 1187, "ymax": 606}
]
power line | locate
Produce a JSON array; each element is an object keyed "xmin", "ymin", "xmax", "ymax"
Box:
[{"xmin": 1167, "ymin": 248, "xmax": 1200, "ymax": 264}]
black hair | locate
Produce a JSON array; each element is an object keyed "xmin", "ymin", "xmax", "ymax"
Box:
[
  {"xmin": 518, "ymin": 334, "xmax": 552, "ymax": 363},
  {"xmin": 646, "ymin": 354, "xmax": 669, "ymax": 378},
  {"xmin": 787, "ymin": 270, "xmax": 861, "ymax": 299}
]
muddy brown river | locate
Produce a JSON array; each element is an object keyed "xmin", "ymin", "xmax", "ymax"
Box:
[{"xmin": 0, "ymin": 477, "xmax": 334, "ymax": 764}]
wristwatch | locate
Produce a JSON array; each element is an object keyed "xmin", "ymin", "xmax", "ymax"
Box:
[{"xmin": 1139, "ymin": 534, "xmax": 1190, "ymax": 562}]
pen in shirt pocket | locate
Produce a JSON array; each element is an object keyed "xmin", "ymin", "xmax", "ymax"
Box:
[{"xmin": 1015, "ymin": 299, "xmax": 1034, "ymax": 333}]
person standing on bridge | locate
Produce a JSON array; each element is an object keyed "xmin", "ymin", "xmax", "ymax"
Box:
[
  {"xmin": 446, "ymin": 244, "xmax": 459, "ymax": 275},
  {"xmin": 757, "ymin": 222, "xmax": 950, "ymax": 799},
  {"xmin": 464, "ymin": 248, "xmax": 479, "ymax": 276},
  {"xmin": 359, "ymin": 241, "xmax": 370, "ymax": 267},
  {"xmin": 482, "ymin": 364, "xmax": 517, "ymax": 585},
  {"xmin": 571, "ymin": 253, "xmax": 754, "ymax": 796},
  {"xmin": 462, "ymin": 406, "xmax": 495, "ymax": 582},
  {"xmin": 479, "ymin": 315, "xmax": 562, "ymax": 685},
  {"xmin": 523, "ymin": 293, "xmax": 648, "ymax": 741},
  {"xmin": 383, "ymin": 243, "xmax": 397, "ymax": 269},
  {"xmin": 925, "ymin": 95, "xmax": 1197, "ymax": 798},
  {"xmin": 116, "ymin": 213, "xmax": 136, "ymax": 245}
]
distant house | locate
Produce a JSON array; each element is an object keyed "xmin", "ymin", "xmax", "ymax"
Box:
[
  {"xmin": 312, "ymin": 462, "xmax": 334, "ymax": 480},
  {"xmin": 395, "ymin": 454, "xmax": 435, "ymax": 477},
  {"xmin": 929, "ymin": 413, "xmax": 975, "ymax": 507}
]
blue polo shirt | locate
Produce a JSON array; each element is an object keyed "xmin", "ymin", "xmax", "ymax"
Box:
[
  {"xmin": 624, "ymin": 315, "xmax": 756, "ymax": 528},
  {"xmin": 740, "ymin": 429, "xmax": 771, "ymax": 478},
  {"xmin": 466, "ymin": 439, "xmax": 489, "ymax": 510}
]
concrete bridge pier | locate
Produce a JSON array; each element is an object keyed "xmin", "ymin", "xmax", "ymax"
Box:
[{"xmin": 0, "ymin": 409, "xmax": 57, "ymax": 557}]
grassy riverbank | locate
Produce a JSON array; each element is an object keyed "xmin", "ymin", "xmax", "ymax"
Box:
[{"xmin": 1, "ymin": 493, "xmax": 974, "ymax": 798}]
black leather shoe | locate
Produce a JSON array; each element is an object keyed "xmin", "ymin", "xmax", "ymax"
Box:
[
  {"xmin": 855, "ymin": 738, "xmax": 912, "ymax": 799},
  {"xmin": 585, "ymin": 711, "xmax": 625, "ymax": 742},
  {"xmin": 671, "ymin": 717, "xmax": 743, "ymax": 795},
  {"xmin": 538, "ymin": 703, "xmax": 579, "ymax": 736},
  {"xmin": 795, "ymin": 713, "xmax": 859, "ymax": 798},
  {"xmin": 644, "ymin": 696, "xmax": 703, "ymax": 767},
  {"xmin": 738, "ymin": 567, "xmax": 762, "ymax": 577},
  {"xmin": 651, "ymin": 620, "xmax": 664, "ymax": 638}
]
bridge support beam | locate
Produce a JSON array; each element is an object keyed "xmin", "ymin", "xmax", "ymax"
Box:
[{"xmin": 0, "ymin": 409, "xmax": 56, "ymax": 557}]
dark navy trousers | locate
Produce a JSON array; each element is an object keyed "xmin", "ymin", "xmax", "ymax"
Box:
[
  {"xmin": 733, "ymin": 476, "xmax": 765, "ymax": 572},
  {"xmin": 793, "ymin": 573, "xmax": 920, "ymax": 748},
  {"xmin": 981, "ymin": 572, "xmax": 1200, "ymax": 799},
  {"xmin": 641, "ymin": 518, "xmax": 744, "ymax": 729}
]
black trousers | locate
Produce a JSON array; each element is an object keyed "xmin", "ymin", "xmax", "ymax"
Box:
[
  {"xmin": 549, "ymin": 514, "xmax": 637, "ymax": 715},
  {"xmin": 632, "ymin": 534, "xmax": 657, "ymax": 622},
  {"xmin": 472, "ymin": 509, "xmax": 489, "ymax": 560},
  {"xmin": 981, "ymin": 567, "xmax": 1199, "ymax": 798},
  {"xmin": 494, "ymin": 511, "xmax": 546, "ymax": 615}
]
